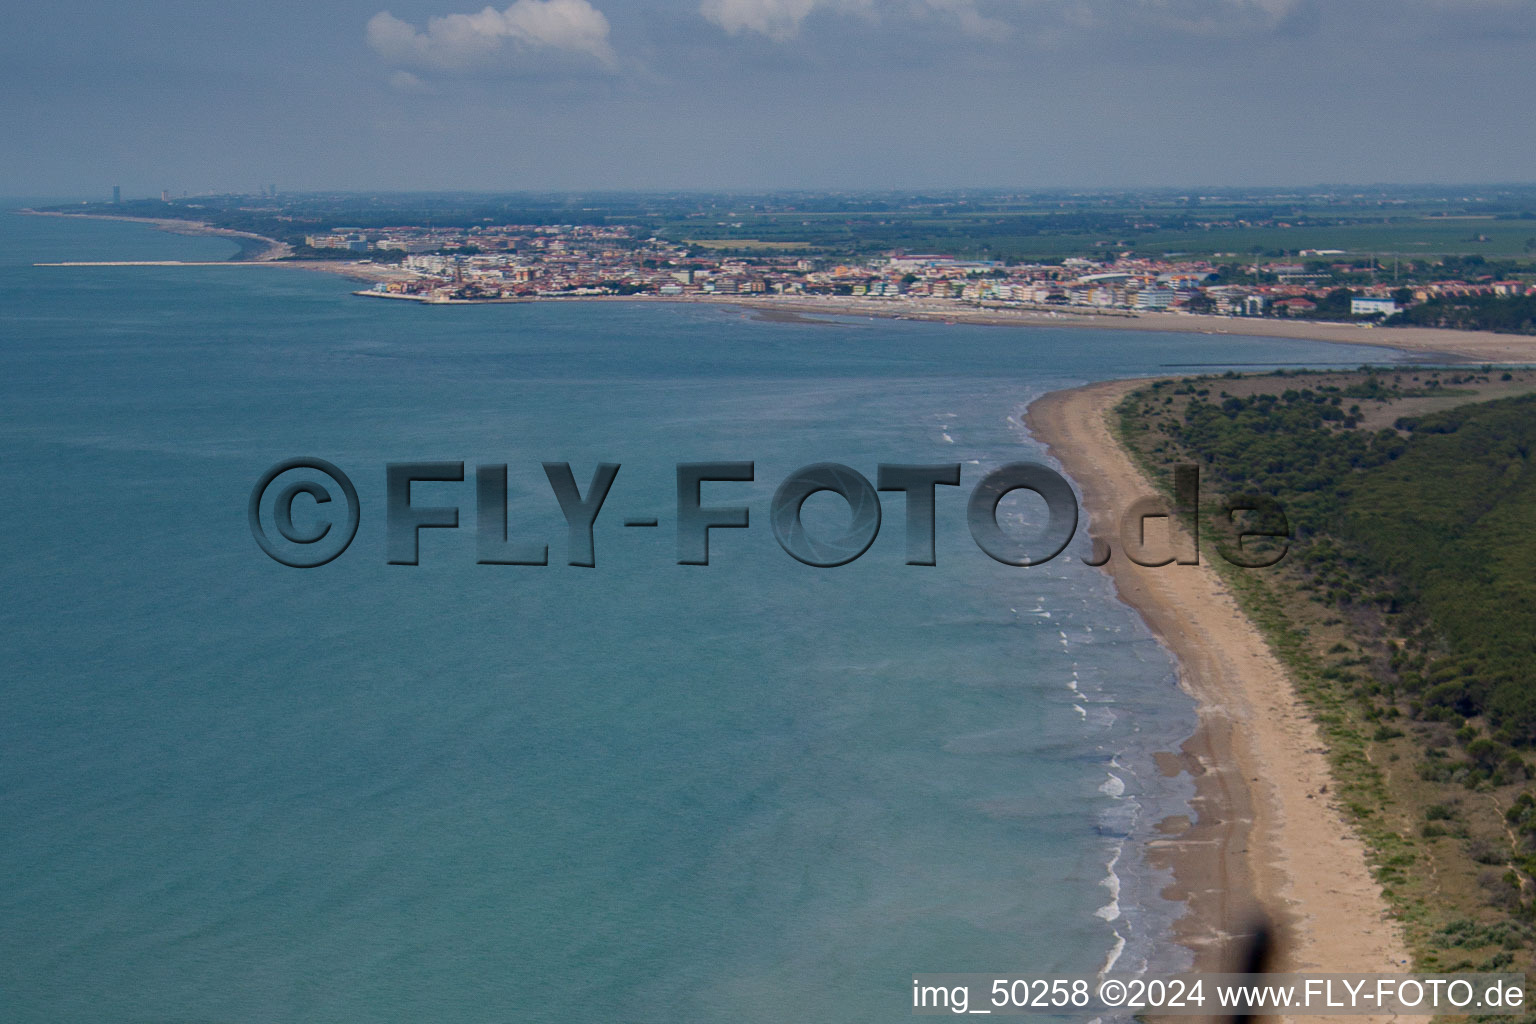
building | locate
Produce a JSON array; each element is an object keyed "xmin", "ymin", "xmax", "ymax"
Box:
[
  {"xmin": 112, "ymin": 185, "xmax": 120, "ymax": 205},
  {"xmin": 305, "ymin": 233, "xmax": 369, "ymax": 252},
  {"xmin": 1273, "ymin": 297, "xmax": 1318, "ymax": 314},
  {"xmin": 1350, "ymin": 297, "xmax": 1400, "ymax": 317}
]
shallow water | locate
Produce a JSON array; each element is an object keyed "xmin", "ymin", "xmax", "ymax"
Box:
[{"xmin": 0, "ymin": 209, "xmax": 1415, "ymax": 1022}]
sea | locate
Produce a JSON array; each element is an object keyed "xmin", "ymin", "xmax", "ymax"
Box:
[{"xmin": 0, "ymin": 209, "xmax": 1413, "ymax": 1023}]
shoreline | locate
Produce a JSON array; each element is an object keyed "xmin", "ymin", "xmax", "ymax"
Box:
[
  {"xmin": 1026, "ymin": 382, "xmax": 1408, "ymax": 1016},
  {"xmin": 18, "ymin": 208, "xmax": 293, "ymax": 261},
  {"xmin": 20, "ymin": 209, "xmax": 1536, "ymax": 363},
  {"xmin": 23, "ymin": 205, "xmax": 1438, "ymax": 1007},
  {"xmin": 345, "ymin": 289, "xmax": 1533, "ymax": 363},
  {"xmin": 723, "ymin": 296, "xmax": 1535, "ymax": 363}
]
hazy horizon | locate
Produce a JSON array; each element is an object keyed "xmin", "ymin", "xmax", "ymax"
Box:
[
  {"xmin": 7, "ymin": 0, "xmax": 1536, "ymax": 197},
  {"xmin": 16, "ymin": 183, "xmax": 1536, "ymax": 209}
]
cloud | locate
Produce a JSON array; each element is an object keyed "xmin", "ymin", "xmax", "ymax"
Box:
[
  {"xmin": 697, "ymin": 0, "xmax": 844, "ymax": 40},
  {"xmin": 697, "ymin": 0, "xmax": 1007, "ymax": 40},
  {"xmin": 367, "ymin": 0, "xmax": 616, "ymax": 70},
  {"xmin": 697, "ymin": 0, "xmax": 1311, "ymax": 42},
  {"xmin": 1122, "ymin": 0, "xmax": 1306, "ymax": 35}
]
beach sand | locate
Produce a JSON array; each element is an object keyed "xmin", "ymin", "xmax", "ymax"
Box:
[
  {"xmin": 342, "ymin": 288, "xmax": 1529, "ymax": 363},
  {"xmin": 21, "ymin": 209, "xmax": 294, "ymax": 261},
  {"xmin": 1027, "ymin": 381, "xmax": 1410, "ymax": 1021},
  {"xmin": 19, "ymin": 207, "xmax": 1472, "ymax": 1016},
  {"xmin": 21, "ymin": 210, "xmax": 1536, "ymax": 363},
  {"xmin": 725, "ymin": 296, "xmax": 1536, "ymax": 364},
  {"xmin": 354, "ymin": 288, "xmax": 1536, "ymax": 363},
  {"xmin": 335, "ymin": 288, "xmax": 1536, "ymax": 363}
]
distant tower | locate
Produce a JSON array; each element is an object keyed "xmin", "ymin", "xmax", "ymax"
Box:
[
  {"xmin": 161, "ymin": 190, "xmax": 169, "ymax": 203},
  {"xmin": 270, "ymin": 184, "xmax": 277, "ymax": 197},
  {"xmin": 112, "ymin": 185, "xmax": 121, "ymax": 205}
]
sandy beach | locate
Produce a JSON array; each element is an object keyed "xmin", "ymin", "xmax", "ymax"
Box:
[
  {"xmin": 355, "ymin": 288, "xmax": 1536, "ymax": 364},
  {"xmin": 723, "ymin": 295, "xmax": 1536, "ymax": 363},
  {"xmin": 1027, "ymin": 381, "xmax": 1410, "ymax": 1021},
  {"xmin": 22, "ymin": 210, "xmax": 1536, "ymax": 362},
  {"xmin": 21, "ymin": 209, "xmax": 295, "ymax": 261},
  {"xmin": 24, "ymin": 206, "xmax": 1474, "ymax": 1013}
]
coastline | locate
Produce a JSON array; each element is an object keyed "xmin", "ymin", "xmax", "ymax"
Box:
[
  {"xmin": 17, "ymin": 205, "xmax": 1470, "ymax": 1008},
  {"xmin": 1026, "ymin": 382, "xmax": 1409, "ymax": 1013},
  {"xmin": 19, "ymin": 209, "xmax": 293, "ymax": 261},
  {"xmin": 727, "ymin": 296, "xmax": 1536, "ymax": 363},
  {"xmin": 22, "ymin": 210, "xmax": 1536, "ymax": 363},
  {"xmin": 342, "ymin": 287, "xmax": 1534, "ymax": 362},
  {"xmin": 355, "ymin": 290, "xmax": 1531, "ymax": 363}
]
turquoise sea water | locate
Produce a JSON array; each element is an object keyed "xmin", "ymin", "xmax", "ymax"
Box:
[{"xmin": 0, "ymin": 210, "xmax": 1413, "ymax": 1023}]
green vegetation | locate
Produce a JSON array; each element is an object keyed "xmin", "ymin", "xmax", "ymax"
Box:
[
  {"xmin": 41, "ymin": 185, "xmax": 1536, "ymax": 265},
  {"xmin": 684, "ymin": 238, "xmax": 812, "ymax": 251},
  {"xmin": 1348, "ymin": 398, "xmax": 1536, "ymax": 741},
  {"xmin": 1118, "ymin": 369, "xmax": 1536, "ymax": 1009},
  {"xmin": 1387, "ymin": 294, "xmax": 1536, "ymax": 335},
  {"xmin": 287, "ymin": 244, "xmax": 407, "ymax": 263},
  {"xmin": 1180, "ymin": 385, "xmax": 1536, "ymax": 740}
]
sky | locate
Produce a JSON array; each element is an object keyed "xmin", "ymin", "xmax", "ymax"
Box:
[{"xmin": 4, "ymin": 0, "xmax": 1535, "ymax": 196}]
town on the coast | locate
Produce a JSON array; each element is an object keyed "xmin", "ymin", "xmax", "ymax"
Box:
[{"xmin": 320, "ymin": 222, "xmax": 1536, "ymax": 319}]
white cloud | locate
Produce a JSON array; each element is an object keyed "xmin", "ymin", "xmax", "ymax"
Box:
[
  {"xmin": 698, "ymin": 0, "xmax": 1312, "ymax": 41},
  {"xmin": 697, "ymin": 0, "xmax": 835, "ymax": 40},
  {"xmin": 698, "ymin": 0, "xmax": 1003, "ymax": 40},
  {"xmin": 1124, "ymin": 0, "xmax": 1305, "ymax": 35},
  {"xmin": 367, "ymin": 0, "xmax": 616, "ymax": 70}
]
